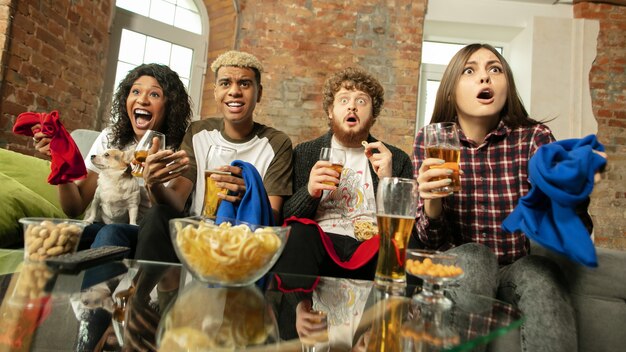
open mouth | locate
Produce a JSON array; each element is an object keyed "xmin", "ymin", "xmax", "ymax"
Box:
[
  {"xmin": 225, "ymin": 101, "xmax": 244, "ymax": 113},
  {"xmin": 345, "ymin": 114, "xmax": 359, "ymax": 125},
  {"xmin": 134, "ymin": 109, "xmax": 152, "ymax": 128},
  {"xmin": 477, "ymin": 89, "xmax": 494, "ymax": 100}
]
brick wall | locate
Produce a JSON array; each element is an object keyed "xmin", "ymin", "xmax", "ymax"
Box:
[
  {"xmin": 201, "ymin": 0, "xmax": 426, "ymax": 154},
  {"xmin": 0, "ymin": 0, "xmax": 111, "ymax": 156},
  {"xmin": 575, "ymin": 2, "xmax": 626, "ymax": 249},
  {"xmin": 200, "ymin": 0, "xmax": 237, "ymax": 118}
]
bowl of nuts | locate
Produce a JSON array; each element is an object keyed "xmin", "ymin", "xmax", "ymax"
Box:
[
  {"xmin": 170, "ymin": 217, "xmax": 290, "ymax": 287},
  {"xmin": 19, "ymin": 217, "xmax": 89, "ymax": 262},
  {"xmin": 406, "ymin": 249, "xmax": 464, "ymax": 309}
]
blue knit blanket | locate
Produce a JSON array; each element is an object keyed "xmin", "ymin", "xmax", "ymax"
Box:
[
  {"xmin": 502, "ymin": 135, "xmax": 606, "ymax": 267},
  {"xmin": 216, "ymin": 160, "xmax": 275, "ymax": 226}
]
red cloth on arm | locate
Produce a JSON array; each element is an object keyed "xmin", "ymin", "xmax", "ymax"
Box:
[{"xmin": 12, "ymin": 110, "xmax": 87, "ymax": 185}]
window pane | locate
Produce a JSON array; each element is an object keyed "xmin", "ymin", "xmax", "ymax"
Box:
[
  {"xmin": 174, "ymin": 7, "xmax": 202, "ymax": 34},
  {"xmin": 117, "ymin": 0, "xmax": 149, "ymax": 16},
  {"xmin": 422, "ymin": 42, "xmax": 467, "ymax": 65},
  {"xmin": 422, "ymin": 41, "xmax": 503, "ymax": 65},
  {"xmin": 424, "ymin": 80, "xmax": 441, "ymax": 125},
  {"xmin": 144, "ymin": 37, "xmax": 172, "ymax": 65},
  {"xmin": 180, "ymin": 77, "xmax": 189, "ymax": 91},
  {"xmin": 113, "ymin": 61, "xmax": 136, "ymax": 96},
  {"xmin": 116, "ymin": 0, "xmax": 201, "ymax": 34},
  {"xmin": 170, "ymin": 45, "xmax": 193, "ymax": 79},
  {"xmin": 150, "ymin": 0, "xmax": 175, "ymax": 26},
  {"xmin": 119, "ymin": 30, "xmax": 146, "ymax": 65},
  {"xmin": 176, "ymin": 0, "xmax": 197, "ymax": 11}
]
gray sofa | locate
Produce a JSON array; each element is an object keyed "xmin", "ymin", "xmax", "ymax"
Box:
[
  {"xmin": 492, "ymin": 243, "xmax": 626, "ymax": 352},
  {"xmin": 70, "ymin": 128, "xmax": 626, "ymax": 351}
]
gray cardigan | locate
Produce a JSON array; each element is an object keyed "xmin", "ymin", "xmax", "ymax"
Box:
[{"xmin": 283, "ymin": 131, "xmax": 414, "ymax": 219}]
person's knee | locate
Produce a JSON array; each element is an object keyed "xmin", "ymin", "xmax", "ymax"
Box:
[
  {"xmin": 449, "ymin": 243, "xmax": 498, "ymax": 270},
  {"xmin": 92, "ymin": 224, "xmax": 135, "ymax": 248},
  {"xmin": 512, "ymin": 255, "xmax": 568, "ymax": 291},
  {"xmin": 448, "ymin": 243, "xmax": 498, "ymax": 296},
  {"xmin": 283, "ymin": 223, "xmax": 321, "ymax": 249},
  {"xmin": 140, "ymin": 204, "xmax": 180, "ymax": 225}
]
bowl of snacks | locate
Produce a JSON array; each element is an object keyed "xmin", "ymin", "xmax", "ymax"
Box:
[
  {"xmin": 157, "ymin": 280, "xmax": 278, "ymax": 350},
  {"xmin": 170, "ymin": 217, "xmax": 290, "ymax": 287},
  {"xmin": 405, "ymin": 249, "xmax": 464, "ymax": 309},
  {"xmin": 19, "ymin": 217, "xmax": 89, "ymax": 262}
]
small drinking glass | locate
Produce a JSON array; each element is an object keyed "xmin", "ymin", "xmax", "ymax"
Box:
[
  {"xmin": 131, "ymin": 130, "xmax": 165, "ymax": 177},
  {"xmin": 319, "ymin": 147, "xmax": 346, "ymax": 186},
  {"xmin": 374, "ymin": 177, "xmax": 418, "ymax": 292},
  {"xmin": 423, "ymin": 122, "xmax": 461, "ymax": 193},
  {"xmin": 202, "ymin": 145, "xmax": 237, "ymax": 219},
  {"xmin": 300, "ymin": 309, "xmax": 329, "ymax": 352}
]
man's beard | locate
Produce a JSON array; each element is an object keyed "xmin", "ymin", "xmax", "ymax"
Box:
[{"xmin": 330, "ymin": 119, "xmax": 373, "ymax": 147}]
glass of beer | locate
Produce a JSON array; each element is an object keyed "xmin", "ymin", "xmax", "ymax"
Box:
[
  {"xmin": 202, "ymin": 145, "xmax": 237, "ymax": 219},
  {"xmin": 319, "ymin": 147, "xmax": 346, "ymax": 186},
  {"xmin": 424, "ymin": 122, "xmax": 461, "ymax": 194},
  {"xmin": 374, "ymin": 177, "xmax": 418, "ymax": 291},
  {"xmin": 131, "ymin": 130, "xmax": 165, "ymax": 177}
]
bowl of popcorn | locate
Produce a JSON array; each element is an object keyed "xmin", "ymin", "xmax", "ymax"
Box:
[
  {"xmin": 170, "ymin": 217, "xmax": 290, "ymax": 287},
  {"xmin": 19, "ymin": 217, "xmax": 89, "ymax": 262}
]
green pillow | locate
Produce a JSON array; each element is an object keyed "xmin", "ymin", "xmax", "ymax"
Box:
[
  {"xmin": 0, "ymin": 149, "xmax": 62, "ymax": 210},
  {"xmin": 0, "ymin": 172, "xmax": 65, "ymax": 247}
]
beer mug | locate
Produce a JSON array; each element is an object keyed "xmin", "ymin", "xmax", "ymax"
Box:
[
  {"xmin": 319, "ymin": 147, "xmax": 346, "ymax": 186},
  {"xmin": 202, "ymin": 145, "xmax": 237, "ymax": 219},
  {"xmin": 424, "ymin": 122, "xmax": 461, "ymax": 193},
  {"xmin": 131, "ymin": 130, "xmax": 165, "ymax": 177},
  {"xmin": 374, "ymin": 177, "xmax": 418, "ymax": 291}
]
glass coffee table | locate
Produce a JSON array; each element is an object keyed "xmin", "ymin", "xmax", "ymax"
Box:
[{"xmin": 0, "ymin": 251, "xmax": 522, "ymax": 351}]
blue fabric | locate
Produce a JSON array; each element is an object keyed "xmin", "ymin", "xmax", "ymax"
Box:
[
  {"xmin": 502, "ymin": 135, "xmax": 606, "ymax": 267},
  {"xmin": 215, "ymin": 160, "xmax": 275, "ymax": 226}
]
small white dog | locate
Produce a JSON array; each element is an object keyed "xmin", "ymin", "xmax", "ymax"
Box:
[{"xmin": 84, "ymin": 149, "xmax": 141, "ymax": 225}]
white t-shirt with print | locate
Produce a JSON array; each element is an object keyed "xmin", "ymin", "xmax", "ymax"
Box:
[{"xmin": 315, "ymin": 137, "xmax": 377, "ymax": 239}]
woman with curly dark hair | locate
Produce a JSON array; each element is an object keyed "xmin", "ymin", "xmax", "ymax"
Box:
[{"xmin": 33, "ymin": 63, "xmax": 192, "ymax": 254}]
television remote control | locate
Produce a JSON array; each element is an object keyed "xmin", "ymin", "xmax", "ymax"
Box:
[{"xmin": 45, "ymin": 246, "xmax": 130, "ymax": 273}]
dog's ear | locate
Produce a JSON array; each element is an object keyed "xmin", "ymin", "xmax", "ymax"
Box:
[{"xmin": 123, "ymin": 149, "xmax": 135, "ymax": 165}]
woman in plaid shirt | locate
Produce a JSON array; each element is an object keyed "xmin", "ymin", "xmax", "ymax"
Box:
[{"xmin": 413, "ymin": 43, "xmax": 580, "ymax": 352}]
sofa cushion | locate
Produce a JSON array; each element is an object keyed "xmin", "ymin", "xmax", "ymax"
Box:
[
  {"xmin": 0, "ymin": 172, "xmax": 65, "ymax": 247},
  {"xmin": 0, "ymin": 149, "xmax": 66, "ymax": 247},
  {"xmin": 0, "ymin": 149, "xmax": 62, "ymax": 209}
]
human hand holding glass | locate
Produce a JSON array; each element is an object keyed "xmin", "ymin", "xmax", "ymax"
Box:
[
  {"xmin": 132, "ymin": 130, "xmax": 165, "ymax": 177},
  {"xmin": 319, "ymin": 147, "xmax": 346, "ymax": 186},
  {"xmin": 296, "ymin": 300, "xmax": 329, "ymax": 351},
  {"xmin": 423, "ymin": 122, "xmax": 461, "ymax": 194},
  {"xmin": 202, "ymin": 145, "xmax": 237, "ymax": 219}
]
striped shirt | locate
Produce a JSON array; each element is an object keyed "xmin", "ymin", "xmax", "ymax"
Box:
[{"xmin": 412, "ymin": 121, "xmax": 555, "ymax": 265}]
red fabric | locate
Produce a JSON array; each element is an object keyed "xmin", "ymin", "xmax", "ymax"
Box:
[
  {"xmin": 284, "ymin": 217, "xmax": 380, "ymax": 270},
  {"xmin": 13, "ymin": 110, "xmax": 87, "ymax": 184},
  {"xmin": 274, "ymin": 274, "xmax": 320, "ymax": 294},
  {"xmin": 0, "ymin": 296, "xmax": 51, "ymax": 350}
]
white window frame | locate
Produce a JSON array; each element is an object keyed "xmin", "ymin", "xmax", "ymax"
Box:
[{"xmin": 102, "ymin": 3, "xmax": 208, "ymax": 124}]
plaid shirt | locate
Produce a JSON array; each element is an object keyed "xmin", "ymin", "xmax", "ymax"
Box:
[{"xmin": 412, "ymin": 121, "xmax": 555, "ymax": 265}]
